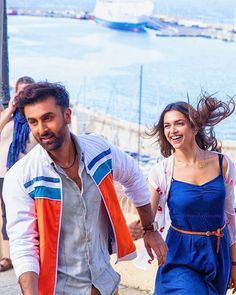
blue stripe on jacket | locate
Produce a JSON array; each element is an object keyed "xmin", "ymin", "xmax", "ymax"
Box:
[
  {"xmin": 29, "ymin": 186, "xmax": 61, "ymax": 200},
  {"xmin": 24, "ymin": 176, "xmax": 60, "ymax": 188},
  {"xmin": 88, "ymin": 148, "xmax": 111, "ymax": 170},
  {"xmin": 93, "ymin": 159, "xmax": 112, "ymax": 185}
]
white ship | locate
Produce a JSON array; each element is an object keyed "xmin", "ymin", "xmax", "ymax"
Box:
[{"xmin": 94, "ymin": 0, "xmax": 154, "ymax": 32}]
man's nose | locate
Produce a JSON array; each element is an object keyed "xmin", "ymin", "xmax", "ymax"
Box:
[{"xmin": 37, "ymin": 122, "xmax": 48, "ymax": 135}]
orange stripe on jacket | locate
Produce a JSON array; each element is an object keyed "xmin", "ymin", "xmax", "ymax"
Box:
[
  {"xmin": 98, "ymin": 173, "xmax": 136, "ymax": 258},
  {"xmin": 35, "ymin": 198, "xmax": 61, "ymax": 295}
]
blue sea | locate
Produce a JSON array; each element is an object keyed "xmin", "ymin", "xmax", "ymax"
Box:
[{"xmin": 6, "ymin": 2, "xmax": 236, "ymax": 140}]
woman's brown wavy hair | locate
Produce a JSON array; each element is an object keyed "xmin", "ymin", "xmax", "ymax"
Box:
[{"xmin": 148, "ymin": 94, "xmax": 235, "ymax": 157}]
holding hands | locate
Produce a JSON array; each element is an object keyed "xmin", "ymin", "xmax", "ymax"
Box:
[{"xmin": 128, "ymin": 219, "xmax": 168, "ymax": 266}]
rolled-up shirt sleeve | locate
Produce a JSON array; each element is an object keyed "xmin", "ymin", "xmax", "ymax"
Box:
[{"xmin": 109, "ymin": 143, "xmax": 151, "ymax": 207}]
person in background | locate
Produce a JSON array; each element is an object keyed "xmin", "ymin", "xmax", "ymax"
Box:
[
  {"xmin": 0, "ymin": 76, "xmax": 36, "ymax": 272},
  {"xmin": 3, "ymin": 82, "xmax": 168, "ymax": 295},
  {"xmin": 130, "ymin": 95, "xmax": 236, "ymax": 294},
  {"xmin": 0, "ymin": 101, "xmax": 4, "ymax": 113}
]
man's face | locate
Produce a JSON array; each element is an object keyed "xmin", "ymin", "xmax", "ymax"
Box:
[{"xmin": 24, "ymin": 96, "xmax": 71, "ymax": 152}]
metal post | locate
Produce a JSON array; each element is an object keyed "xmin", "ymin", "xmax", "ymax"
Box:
[
  {"xmin": 137, "ymin": 65, "xmax": 143, "ymax": 165},
  {"xmin": 0, "ymin": 0, "xmax": 10, "ymax": 108}
]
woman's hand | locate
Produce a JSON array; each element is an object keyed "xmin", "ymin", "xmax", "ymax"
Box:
[
  {"xmin": 229, "ymin": 265, "xmax": 236, "ymax": 293},
  {"xmin": 0, "ymin": 95, "xmax": 17, "ymax": 132},
  {"xmin": 7, "ymin": 94, "xmax": 17, "ymax": 114},
  {"xmin": 128, "ymin": 220, "xmax": 143, "ymax": 241}
]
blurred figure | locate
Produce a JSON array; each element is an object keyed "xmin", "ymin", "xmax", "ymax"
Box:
[{"xmin": 0, "ymin": 76, "xmax": 36, "ymax": 272}]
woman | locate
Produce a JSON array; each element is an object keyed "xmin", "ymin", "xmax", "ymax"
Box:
[
  {"xmin": 0, "ymin": 76, "xmax": 37, "ymax": 272},
  {"xmin": 132, "ymin": 95, "xmax": 236, "ymax": 294}
]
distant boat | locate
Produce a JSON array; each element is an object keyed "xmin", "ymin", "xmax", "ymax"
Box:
[
  {"xmin": 94, "ymin": 0, "xmax": 154, "ymax": 32},
  {"xmin": 7, "ymin": 9, "xmax": 18, "ymax": 16}
]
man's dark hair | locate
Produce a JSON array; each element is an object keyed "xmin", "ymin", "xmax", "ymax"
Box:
[{"xmin": 17, "ymin": 82, "xmax": 70, "ymax": 113}]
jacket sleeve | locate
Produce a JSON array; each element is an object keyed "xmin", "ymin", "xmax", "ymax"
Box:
[
  {"xmin": 3, "ymin": 168, "xmax": 40, "ymax": 278},
  {"xmin": 109, "ymin": 143, "xmax": 151, "ymax": 207},
  {"xmin": 224, "ymin": 154, "xmax": 236, "ymax": 246}
]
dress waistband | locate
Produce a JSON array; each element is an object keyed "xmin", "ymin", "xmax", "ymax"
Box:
[{"xmin": 171, "ymin": 224, "xmax": 226, "ymax": 254}]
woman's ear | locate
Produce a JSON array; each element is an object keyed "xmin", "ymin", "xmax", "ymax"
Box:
[{"xmin": 193, "ymin": 126, "xmax": 199, "ymax": 135}]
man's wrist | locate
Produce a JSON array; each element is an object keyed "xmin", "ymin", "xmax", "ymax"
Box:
[{"xmin": 142, "ymin": 221, "xmax": 158, "ymax": 233}]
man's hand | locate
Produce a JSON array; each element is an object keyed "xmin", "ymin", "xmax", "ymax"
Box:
[
  {"xmin": 229, "ymin": 266, "xmax": 236, "ymax": 294},
  {"xmin": 143, "ymin": 230, "xmax": 168, "ymax": 266},
  {"xmin": 135, "ymin": 203, "xmax": 168, "ymax": 265}
]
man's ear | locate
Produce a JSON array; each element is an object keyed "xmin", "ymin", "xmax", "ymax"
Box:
[{"xmin": 64, "ymin": 108, "xmax": 72, "ymax": 124}]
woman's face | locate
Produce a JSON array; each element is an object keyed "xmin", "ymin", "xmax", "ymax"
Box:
[
  {"xmin": 12, "ymin": 83, "xmax": 30, "ymax": 108},
  {"xmin": 163, "ymin": 110, "xmax": 197, "ymax": 150},
  {"xmin": 16, "ymin": 83, "xmax": 28, "ymax": 95}
]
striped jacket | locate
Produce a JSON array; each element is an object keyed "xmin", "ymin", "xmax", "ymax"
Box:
[{"xmin": 3, "ymin": 133, "xmax": 150, "ymax": 295}]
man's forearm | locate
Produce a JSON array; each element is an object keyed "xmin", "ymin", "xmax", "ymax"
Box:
[
  {"xmin": 19, "ymin": 271, "xmax": 38, "ymax": 295},
  {"xmin": 136, "ymin": 203, "xmax": 155, "ymax": 226}
]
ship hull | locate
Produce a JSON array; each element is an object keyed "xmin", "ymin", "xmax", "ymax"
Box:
[{"xmin": 95, "ymin": 17, "xmax": 146, "ymax": 32}]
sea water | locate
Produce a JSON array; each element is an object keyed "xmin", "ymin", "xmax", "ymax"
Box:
[{"xmin": 8, "ymin": 15, "xmax": 236, "ymax": 140}]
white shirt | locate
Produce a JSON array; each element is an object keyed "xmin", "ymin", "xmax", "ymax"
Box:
[{"xmin": 53, "ymin": 146, "xmax": 120, "ymax": 295}]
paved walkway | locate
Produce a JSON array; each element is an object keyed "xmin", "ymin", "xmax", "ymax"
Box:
[
  {"xmin": 0, "ymin": 269, "xmax": 235, "ymax": 294},
  {"xmin": 0, "ymin": 269, "xmax": 150, "ymax": 295}
]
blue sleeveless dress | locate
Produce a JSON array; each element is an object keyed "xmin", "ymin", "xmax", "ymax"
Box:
[{"xmin": 154, "ymin": 155, "xmax": 231, "ymax": 295}]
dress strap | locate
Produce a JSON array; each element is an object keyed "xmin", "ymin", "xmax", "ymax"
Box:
[{"xmin": 218, "ymin": 154, "xmax": 224, "ymax": 175}]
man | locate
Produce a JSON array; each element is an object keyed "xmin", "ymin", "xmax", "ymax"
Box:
[{"xmin": 3, "ymin": 82, "xmax": 167, "ymax": 295}]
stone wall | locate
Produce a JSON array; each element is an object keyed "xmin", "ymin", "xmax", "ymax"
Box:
[{"xmin": 71, "ymin": 105, "xmax": 158, "ymax": 158}]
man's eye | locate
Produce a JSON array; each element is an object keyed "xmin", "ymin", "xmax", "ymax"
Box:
[
  {"xmin": 44, "ymin": 115, "xmax": 52, "ymax": 121},
  {"xmin": 28, "ymin": 120, "xmax": 37, "ymax": 125}
]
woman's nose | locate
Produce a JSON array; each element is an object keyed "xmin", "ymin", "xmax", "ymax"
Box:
[{"xmin": 170, "ymin": 125, "xmax": 177, "ymax": 134}]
